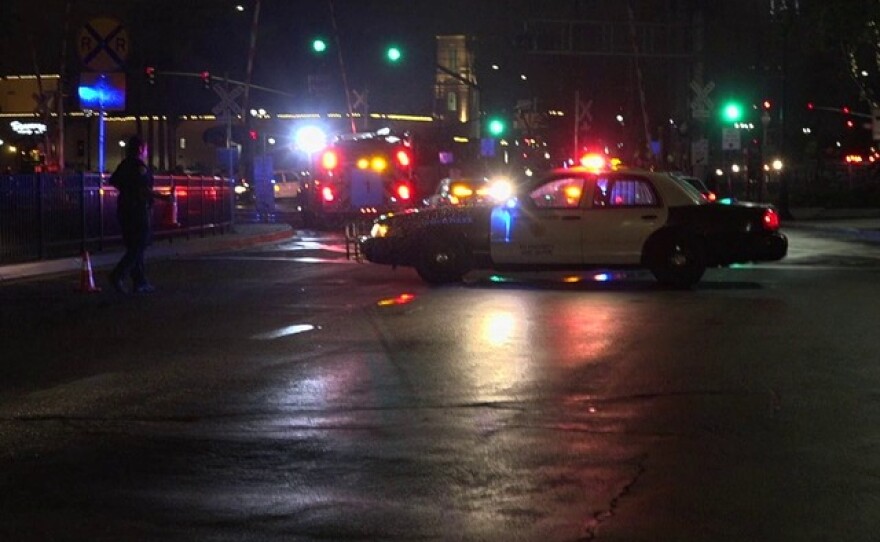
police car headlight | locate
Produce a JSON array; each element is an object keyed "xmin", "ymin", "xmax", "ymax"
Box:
[
  {"xmin": 371, "ymin": 223, "xmax": 389, "ymax": 238},
  {"xmin": 487, "ymin": 178, "xmax": 513, "ymax": 202}
]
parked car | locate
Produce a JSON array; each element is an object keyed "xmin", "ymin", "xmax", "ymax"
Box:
[
  {"xmin": 360, "ymin": 165, "xmax": 787, "ymax": 288},
  {"xmin": 670, "ymin": 173, "xmax": 717, "ymax": 202},
  {"xmin": 272, "ymin": 170, "xmax": 303, "ymax": 200}
]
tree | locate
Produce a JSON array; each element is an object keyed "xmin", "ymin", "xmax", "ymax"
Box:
[{"xmin": 812, "ymin": 2, "xmax": 880, "ymax": 107}]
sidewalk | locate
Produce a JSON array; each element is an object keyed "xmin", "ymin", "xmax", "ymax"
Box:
[
  {"xmin": 783, "ymin": 207, "xmax": 880, "ymax": 242},
  {"xmin": 0, "ymin": 223, "xmax": 295, "ymax": 283}
]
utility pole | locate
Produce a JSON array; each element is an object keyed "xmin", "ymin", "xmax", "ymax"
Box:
[
  {"xmin": 329, "ymin": 0, "xmax": 357, "ymax": 134},
  {"xmin": 57, "ymin": 0, "xmax": 74, "ymax": 172},
  {"xmin": 241, "ymin": 0, "xmax": 261, "ymax": 128}
]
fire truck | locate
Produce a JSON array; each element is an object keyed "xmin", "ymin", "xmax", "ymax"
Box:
[{"xmin": 302, "ymin": 130, "xmax": 415, "ymax": 228}]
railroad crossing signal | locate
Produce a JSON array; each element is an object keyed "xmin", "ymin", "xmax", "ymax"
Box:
[
  {"xmin": 350, "ymin": 89, "xmax": 368, "ymax": 111},
  {"xmin": 575, "ymin": 96, "xmax": 593, "ymax": 134},
  {"xmin": 212, "ymin": 84, "xmax": 244, "ymax": 123},
  {"xmin": 78, "ymin": 18, "xmax": 129, "ymax": 72},
  {"xmin": 690, "ymin": 80, "xmax": 715, "ymax": 120}
]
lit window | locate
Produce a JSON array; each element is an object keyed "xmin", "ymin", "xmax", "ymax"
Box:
[{"xmin": 597, "ymin": 178, "xmax": 658, "ymax": 207}]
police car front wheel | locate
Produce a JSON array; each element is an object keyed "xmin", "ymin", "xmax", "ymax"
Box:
[{"xmin": 415, "ymin": 236, "xmax": 470, "ymax": 285}]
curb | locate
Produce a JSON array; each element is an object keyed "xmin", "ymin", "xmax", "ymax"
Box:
[{"xmin": 0, "ymin": 224, "xmax": 295, "ymax": 283}]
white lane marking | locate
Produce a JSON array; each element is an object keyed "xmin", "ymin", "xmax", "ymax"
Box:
[
  {"xmin": 274, "ymin": 241, "xmax": 351, "ymax": 253},
  {"xmin": 252, "ymin": 324, "xmax": 318, "ymax": 340},
  {"xmin": 736, "ymin": 263, "xmax": 880, "ymax": 271},
  {"xmin": 190, "ymin": 255, "xmax": 360, "ymax": 264}
]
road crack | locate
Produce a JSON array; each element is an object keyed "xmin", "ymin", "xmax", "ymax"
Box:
[{"xmin": 580, "ymin": 454, "xmax": 647, "ymax": 540}]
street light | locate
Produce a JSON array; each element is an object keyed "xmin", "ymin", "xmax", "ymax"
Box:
[
  {"xmin": 294, "ymin": 125, "xmax": 328, "ymax": 155},
  {"xmin": 294, "ymin": 125, "xmax": 328, "ymax": 176}
]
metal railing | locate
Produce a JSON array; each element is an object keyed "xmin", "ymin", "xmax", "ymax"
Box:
[{"xmin": 0, "ymin": 173, "xmax": 233, "ymax": 264}]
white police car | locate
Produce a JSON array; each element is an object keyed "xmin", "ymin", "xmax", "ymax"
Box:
[{"xmin": 361, "ymin": 159, "xmax": 787, "ymax": 288}]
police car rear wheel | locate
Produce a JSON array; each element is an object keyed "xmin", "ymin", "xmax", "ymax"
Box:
[{"xmin": 648, "ymin": 236, "xmax": 706, "ymax": 288}]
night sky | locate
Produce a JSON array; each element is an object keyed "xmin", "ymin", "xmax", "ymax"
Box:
[
  {"xmin": 4, "ymin": 0, "xmax": 575, "ymax": 112},
  {"xmin": 1, "ymin": 0, "xmax": 866, "ymax": 153}
]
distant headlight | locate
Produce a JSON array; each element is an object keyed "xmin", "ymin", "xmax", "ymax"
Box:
[
  {"xmin": 234, "ymin": 185, "xmax": 248, "ymax": 195},
  {"xmin": 371, "ymin": 223, "xmax": 389, "ymax": 238}
]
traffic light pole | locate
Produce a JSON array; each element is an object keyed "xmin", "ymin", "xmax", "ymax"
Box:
[
  {"xmin": 156, "ymin": 71, "xmax": 296, "ymax": 99},
  {"xmin": 434, "ymin": 64, "xmax": 480, "ymax": 91}
]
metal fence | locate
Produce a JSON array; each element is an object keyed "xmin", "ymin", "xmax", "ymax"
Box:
[
  {"xmin": 0, "ymin": 173, "xmax": 233, "ymax": 264},
  {"xmin": 702, "ymin": 162, "xmax": 880, "ymax": 208}
]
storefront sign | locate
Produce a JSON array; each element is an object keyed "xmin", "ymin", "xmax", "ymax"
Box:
[{"xmin": 10, "ymin": 121, "xmax": 47, "ymax": 135}]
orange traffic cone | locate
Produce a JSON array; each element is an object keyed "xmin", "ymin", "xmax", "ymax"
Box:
[{"xmin": 77, "ymin": 251, "xmax": 101, "ymax": 293}]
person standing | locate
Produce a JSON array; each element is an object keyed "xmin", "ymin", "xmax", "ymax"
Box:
[{"xmin": 108, "ymin": 135, "xmax": 157, "ymax": 294}]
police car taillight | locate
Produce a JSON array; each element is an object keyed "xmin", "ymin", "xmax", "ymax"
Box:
[
  {"xmin": 762, "ymin": 208, "xmax": 780, "ymax": 231},
  {"xmin": 396, "ymin": 183, "xmax": 411, "ymax": 200},
  {"xmin": 396, "ymin": 149, "xmax": 411, "ymax": 167}
]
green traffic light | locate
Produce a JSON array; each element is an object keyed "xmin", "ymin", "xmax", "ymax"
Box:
[
  {"xmin": 487, "ymin": 118, "xmax": 505, "ymax": 136},
  {"xmin": 722, "ymin": 102, "xmax": 743, "ymax": 122},
  {"xmin": 312, "ymin": 38, "xmax": 328, "ymax": 53},
  {"xmin": 386, "ymin": 46, "xmax": 402, "ymax": 62}
]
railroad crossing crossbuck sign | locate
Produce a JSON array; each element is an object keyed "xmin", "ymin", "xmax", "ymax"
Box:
[
  {"xmin": 690, "ymin": 80, "xmax": 715, "ymax": 120},
  {"xmin": 78, "ymin": 18, "xmax": 129, "ymax": 72},
  {"xmin": 351, "ymin": 89, "xmax": 369, "ymax": 112},
  {"xmin": 212, "ymin": 85, "xmax": 244, "ymax": 123},
  {"xmin": 576, "ymin": 97, "xmax": 593, "ymax": 134}
]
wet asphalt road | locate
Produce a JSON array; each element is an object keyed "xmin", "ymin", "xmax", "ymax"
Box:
[{"xmin": 1, "ymin": 227, "xmax": 880, "ymax": 541}]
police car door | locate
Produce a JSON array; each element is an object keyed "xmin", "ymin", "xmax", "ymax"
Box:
[
  {"xmin": 582, "ymin": 174, "xmax": 666, "ymax": 264},
  {"xmin": 489, "ymin": 175, "xmax": 586, "ymax": 265}
]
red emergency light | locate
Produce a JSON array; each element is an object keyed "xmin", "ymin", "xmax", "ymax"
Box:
[
  {"xmin": 395, "ymin": 149, "xmax": 411, "ymax": 167},
  {"xmin": 395, "ymin": 183, "xmax": 411, "ymax": 200}
]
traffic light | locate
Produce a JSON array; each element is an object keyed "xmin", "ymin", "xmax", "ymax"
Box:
[
  {"xmin": 721, "ymin": 101, "xmax": 744, "ymax": 122},
  {"xmin": 145, "ymin": 66, "xmax": 156, "ymax": 85},
  {"xmin": 762, "ymin": 99, "xmax": 772, "ymax": 110},
  {"xmin": 312, "ymin": 38, "xmax": 328, "ymax": 54},
  {"xmin": 200, "ymin": 71, "xmax": 211, "ymax": 89},
  {"xmin": 385, "ymin": 45, "xmax": 403, "ymax": 63},
  {"xmin": 486, "ymin": 117, "xmax": 506, "ymax": 137},
  {"xmin": 248, "ymin": 129, "xmax": 258, "ymax": 141}
]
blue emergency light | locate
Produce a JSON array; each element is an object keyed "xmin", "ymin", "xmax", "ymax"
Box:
[{"xmin": 78, "ymin": 73, "xmax": 126, "ymax": 110}]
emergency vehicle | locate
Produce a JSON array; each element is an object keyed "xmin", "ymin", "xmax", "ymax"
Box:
[{"xmin": 303, "ymin": 130, "xmax": 415, "ymax": 227}]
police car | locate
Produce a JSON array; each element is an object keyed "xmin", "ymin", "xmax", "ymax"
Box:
[{"xmin": 360, "ymin": 158, "xmax": 787, "ymax": 288}]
